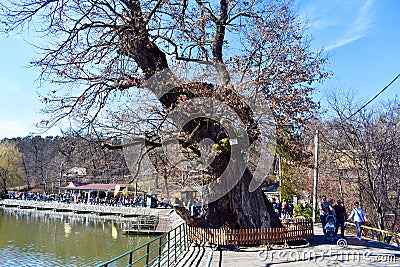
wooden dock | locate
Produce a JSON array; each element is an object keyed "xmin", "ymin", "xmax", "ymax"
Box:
[
  {"xmin": 121, "ymin": 215, "xmax": 174, "ymax": 235},
  {"xmin": 119, "ymin": 213, "xmax": 140, "ymax": 218},
  {"xmin": 73, "ymin": 209, "xmax": 92, "ymax": 214},
  {"xmin": 96, "ymin": 211, "xmax": 120, "ymax": 216},
  {"xmin": 122, "ymin": 229, "xmax": 165, "ymax": 235},
  {"xmin": 35, "ymin": 206, "xmax": 54, "ymax": 211},
  {"xmin": 19, "ymin": 205, "xmax": 35, "ymax": 209},
  {"xmin": 53, "ymin": 208, "xmax": 71, "ymax": 212},
  {"xmin": 0, "ymin": 200, "xmax": 175, "ymax": 228},
  {"xmin": 3, "ymin": 203, "xmax": 19, "ymax": 208}
]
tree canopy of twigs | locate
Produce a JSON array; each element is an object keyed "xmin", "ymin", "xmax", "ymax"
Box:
[
  {"xmin": 321, "ymin": 90, "xmax": 400, "ymax": 236},
  {"xmin": 0, "ymin": 0, "xmax": 329, "ymax": 229},
  {"xmin": 0, "ymin": 0, "xmax": 328, "ymax": 134}
]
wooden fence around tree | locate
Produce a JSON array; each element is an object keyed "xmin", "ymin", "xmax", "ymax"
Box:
[{"xmin": 188, "ymin": 218, "xmax": 313, "ymax": 246}]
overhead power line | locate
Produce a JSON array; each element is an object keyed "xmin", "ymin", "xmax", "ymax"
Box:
[{"xmin": 349, "ymin": 73, "xmax": 400, "ymax": 119}]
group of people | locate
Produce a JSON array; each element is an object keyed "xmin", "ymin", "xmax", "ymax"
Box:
[
  {"xmin": 6, "ymin": 191, "xmax": 149, "ymax": 208},
  {"xmin": 319, "ymin": 195, "xmax": 367, "ymax": 241},
  {"xmin": 271, "ymin": 198, "xmax": 294, "ymax": 219},
  {"xmin": 185, "ymin": 199, "xmax": 202, "ymax": 217}
]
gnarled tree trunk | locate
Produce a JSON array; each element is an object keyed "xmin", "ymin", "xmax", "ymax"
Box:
[{"xmin": 176, "ymin": 168, "xmax": 282, "ymax": 229}]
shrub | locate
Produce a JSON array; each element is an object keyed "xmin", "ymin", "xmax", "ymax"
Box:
[{"xmin": 293, "ymin": 204, "xmax": 313, "ymax": 220}]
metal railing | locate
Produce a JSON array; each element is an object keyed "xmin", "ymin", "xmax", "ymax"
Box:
[
  {"xmin": 96, "ymin": 223, "xmax": 189, "ymax": 267},
  {"xmin": 346, "ymin": 222, "xmax": 400, "ymax": 244}
]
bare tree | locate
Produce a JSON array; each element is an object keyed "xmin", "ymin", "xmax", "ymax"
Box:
[
  {"xmin": 321, "ymin": 91, "xmax": 400, "ymax": 237},
  {"xmin": 1, "ymin": 0, "xmax": 328, "ymax": 228},
  {"xmin": 0, "ymin": 140, "xmax": 26, "ymax": 194}
]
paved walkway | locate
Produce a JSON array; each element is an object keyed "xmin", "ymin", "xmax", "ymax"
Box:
[
  {"xmin": 175, "ymin": 224, "xmax": 400, "ymax": 267},
  {"xmin": 0, "ymin": 199, "xmax": 174, "ymax": 217}
]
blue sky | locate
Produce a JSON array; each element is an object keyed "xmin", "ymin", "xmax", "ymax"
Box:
[
  {"xmin": 296, "ymin": 0, "xmax": 400, "ymax": 103},
  {"xmin": 0, "ymin": 0, "xmax": 399, "ymax": 139}
]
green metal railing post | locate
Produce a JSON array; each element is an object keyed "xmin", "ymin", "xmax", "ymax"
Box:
[
  {"xmin": 174, "ymin": 227, "xmax": 177, "ymax": 262},
  {"xmin": 158, "ymin": 236, "xmax": 162, "ymax": 267},
  {"xmin": 167, "ymin": 231, "xmax": 170, "ymax": 266},
  {"xmin": 183, "ymin": 224, "xmax": 186, "ymax": 250},
  {"xmin": 179, "ymin": 224, "xmax": 183, "ymax": 254},
  {"xmin": 129, "ymin": 251, "xmax": 133, "ymax": 266},
  {"xmin": 146, "ymin": 242, "xmax": 150, "ymax": 266},
  {"xmin": 186, "ymin": 224, "xmax": 189, "ymax": 249},
  {"xmin": 96, "ymin": 224, "xmax": 190, "ymax": 267}
]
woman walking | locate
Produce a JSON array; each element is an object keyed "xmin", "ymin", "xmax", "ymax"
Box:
[{"xmin": 346, "ymin": 201, "xmax": 367, "ymax": 241}]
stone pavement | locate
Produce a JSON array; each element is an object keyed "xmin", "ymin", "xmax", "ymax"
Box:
[{"xmin": 175, "ymin": 224, "xmax": 400, "ymax": 267}]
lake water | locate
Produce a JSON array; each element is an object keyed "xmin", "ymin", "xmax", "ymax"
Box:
[{"xmin": 0, "ymin": 207, "xmax": 156, "ymax": 266}]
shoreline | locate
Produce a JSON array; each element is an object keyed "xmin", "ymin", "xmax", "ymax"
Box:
[
  {"xmin": 0, "ymin": 198, "xmax": 172, "ymax": 216},
  {"xmin": 0, "ymin": 199, "xmax": 184, "ymax": 230}
]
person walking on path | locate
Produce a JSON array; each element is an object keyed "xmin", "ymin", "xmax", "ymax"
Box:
[
  {"xmin": 319, "ymin": 195, "xmax": 334, "ymax": 234},
  {"xmin": 346, "ymin": 201, "xmax": 367, "ymax": 241},
  {"xmin": 333, "ymin": 199, "xmax": 347, "ymax": 238}
]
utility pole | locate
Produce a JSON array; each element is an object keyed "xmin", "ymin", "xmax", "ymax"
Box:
[
  {"xmin": 312, "ymin": 129, "xmax": 319, "ymax": 223},
  {"xmin": 163, "ymin": 167, "xmax": 169, "ymax": 196},
  {"xmin": 278, "ymin": 155, "xmax": 282, "ymax": 202}
]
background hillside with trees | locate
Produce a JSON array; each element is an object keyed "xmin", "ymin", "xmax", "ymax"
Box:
[{"xmin": 0, "ymin": 135, "xmax": 129, "ymax": 195}]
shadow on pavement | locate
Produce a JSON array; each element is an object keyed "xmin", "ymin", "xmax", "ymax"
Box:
[{"xmin": 176, "ymin": 243, "xmax": 206, "ymax": 267}]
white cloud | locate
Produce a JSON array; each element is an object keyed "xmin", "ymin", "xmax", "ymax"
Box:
[
  {"xmin": 325, "ymin": 35, "xmax": 361, "ymax": 51},
  {"xmin": 296, "ymin": 0, "xmax": 376, "ymax": 51},
  {"xmin": 325, "ymin": 0, "xmax": 375, "ymax": 50}
]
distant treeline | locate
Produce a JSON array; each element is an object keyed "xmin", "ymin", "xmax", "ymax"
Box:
[{"xmin": 1, "ymin": 135, "xmax": 129, "ymax": 191}]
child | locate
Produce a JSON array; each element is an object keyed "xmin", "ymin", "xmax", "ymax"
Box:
[{"xmin": 325, "ymin": 219, "xmax": 335, "ymax": 231}]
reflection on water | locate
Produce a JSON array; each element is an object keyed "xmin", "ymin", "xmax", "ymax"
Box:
[
  {"xmin": 64, "ymin": 222, "xmax": 73, "ymax": 237},
  {"xmin": 111, "ymin": 224, "xmax": 118, "ymax": 240},
  {"xmin": 0, "ymin": 207, "xmax": 155, "ymax": 267}
]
